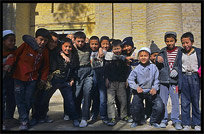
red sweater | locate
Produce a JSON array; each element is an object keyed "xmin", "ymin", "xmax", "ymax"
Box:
[{"xmin": 12, "ymin": 43, "xmax": 49, "ymax": 81}]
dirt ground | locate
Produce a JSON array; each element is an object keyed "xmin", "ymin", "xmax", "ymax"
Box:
[{"xmin": 3, "ymin": 90, "xmax": 201, "ymax": 132}]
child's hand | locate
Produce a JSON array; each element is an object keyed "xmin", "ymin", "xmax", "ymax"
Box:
[
  {"xmin": 37, "ymin": 80, "xmax": 46, "ymax": 90},
  {"xmin": 136, "ymin": 87, "xmax": 143, "ymax": 93},
  {"xmin": 105, "ymin": 78, "xmax": 110, "ymax": 88},
  {"xmin": 157, "ymin": 56, "xmax": 164, "ymax": 63},
  {"xmin": 98, "ymin": 47, "xmax": 104, "ymax": 58},
  {"xmin": 3, "ymin": 64, "xmax": 11, "ymax": 72},
  {"xmin": 150, "ymin": 88, "xmax": 157, "ymax": 95},
  {"xmin": 125, "ymin": 56, "xmax": 133, "ymax": 63},
  {"xmin": 60, "ymin": 52, "xmax": 70, "ymax": 63},
  {"xmin": 69, "ymin": 79, "xmax": 74, "ymax": 87},
  {"xmin": 125, "ymin": 81, "xmax": 129, "ymax": 88},
  {"xmin": 6, "ymin": 54, "xmax": 14, "ymax": 60}
]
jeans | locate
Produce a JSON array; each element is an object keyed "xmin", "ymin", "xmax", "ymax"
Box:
[
  {"xmin": 130, "ymin": 92, "xmax": 164, "ymax": 124},
  {"xmin": 91, "ymin": 67, "xmax": 107, "ymax": 119},
  {"xmin": 160, "ymin": 84, "xmax": 181, "ymax": 124},
  {"xmin": 181, "ymin": 74, "xmax": 200, "ymax": 126},
  {"xmin": 75, "ymin": 67, "xmax": 93, "ymax": 120},
  {"xmin": 3, "ymin": 77, "xmax": 16, "ymax": 119},
  {"xmin": 14, "ymin": 79, "xmax": 37, "ymax": 123}
]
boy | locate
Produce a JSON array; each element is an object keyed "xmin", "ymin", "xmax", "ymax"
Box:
[
  {"xmin": 128, "ymin": 47, "xmax": 164, "ymax": 128},
  {"xmin": 73, "ymin": 31, "xmax": 93, "ymax": 127},
  {"xmin": 10, "ymin": 28, "xmax": 51, "ymax": 130},
  {"xmin": 150, "ymin": 41, "xmax": 160, "ymax": 64},
  {"xmin": 177, "ymin": 32, "xmax": 201, "ymax": 130},
  {"xmin": 156, "ymin": 31, "xmax": 182, "ymax": 130},
  {"xmin": 105, "ymin": 39, "xmax": 129, "ymax": 126},
  {"xmin": 89, "ymin": 36, "xmax": 108, "ymax": 124},
  {"xmin": 2, "ymin": 30, "xmax": 17, "ymax": 130}
]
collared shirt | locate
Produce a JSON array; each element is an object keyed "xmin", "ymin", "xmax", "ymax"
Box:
[
  {"xmin": 128, "ymin": 62, "xmax": 159, "ymax": 93},
  {"xmin": 182, "ymin": 50, "xmax": 198, "ymax": 72}
]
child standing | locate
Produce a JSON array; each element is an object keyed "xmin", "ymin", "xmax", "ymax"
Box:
[
  {"xmin": 128, "ymin": 47, "xmax": 164, "ymax": 128},
  {"xmin": 74, "ymin": 31, "xmax": 93, "ymax": 128},
  {"xmin": 10, "ymin": 28, "xmax": 51, "ymax": 130},
  {"xmin": 150, "ymin": 41, "xmax": 160, "ymax": 64},
  {"xmin": 2, "ymin": 30, "xmax": 17, "ymax": 130},
  {"xmin": 177, "ymin": 32, "xmax": 201, "ymax": 130},
  {"xmin": 89, "ymin": 36, "xmax": 109, "ymax": 124},
  {"xmin": 156, "ymin": 31, "xmax": 182, "ymax": 130},
  {"xmin": 105, "ymin": 39, "xmax": 129, "ymax": 126}
]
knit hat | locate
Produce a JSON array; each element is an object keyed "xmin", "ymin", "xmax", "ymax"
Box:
[
  {"xmin": 138, "ymin": 47, "xmax": 151, "ymax": 55},
  {"xmin": 150, "ymin": 41, "xmax": 160, "ymax": 54},
  {"xmin": 3, "ymin": 30, "xmax": 15, "ymax": 37},
  {"xmin": 122, "ymin": 37, "xmax": 134, "ymax": 48},
  {"xmin": 165, "ymin": 31, "xmax": 177, "ymax": 38}
]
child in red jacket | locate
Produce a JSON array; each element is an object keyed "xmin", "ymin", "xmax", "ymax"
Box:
[{"xmin": 8, "ymin": 28, "xmax": 51, "ymax": 130}]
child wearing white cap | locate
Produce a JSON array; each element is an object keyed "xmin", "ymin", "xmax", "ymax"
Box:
[
  {"xmin": 127, "ymin": 47, "xmax": 164, "ymax": 128},
  {"xmin": 2, "ymin": 30, "xmax": 17, "ymax": 130}
]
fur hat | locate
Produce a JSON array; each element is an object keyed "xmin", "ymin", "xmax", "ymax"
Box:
[
  {"xmin": 150, "ymin": 41, "xmax": 160, "ymax": 54},
  {"xmin": 3, "ymin": 30, "xmax": 15, "ymax": 38},
  {"xmin": 122, "ymin": 37, "xmax": 134, "ymax": 48}
]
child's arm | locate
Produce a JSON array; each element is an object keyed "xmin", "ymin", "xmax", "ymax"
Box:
[
  {"xmin": 22, "ymin": 35, "xmax": 39, "ymax": 51},
  {"xmin": 60, "ymin": 51, "xmax": 70, "ymax": 63},
  {"xmin": 150, "ymin": 66, "xmax": 160, "ymax": 95},
  {"xmin": 127, "ymin": 68, "xmax": 139, "ymax": 91}
]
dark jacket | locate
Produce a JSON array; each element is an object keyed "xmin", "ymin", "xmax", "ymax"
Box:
[
  {"xmin": 177, "ymin": 46, "xmax": 201, "ymax": 91},
  {"xmin": 104, "ymin": 58, "xmax": 129, "ymax": 82},
  {"xmin": 155, "ymin": 46, "xmax": 182, "ymax": 85}
]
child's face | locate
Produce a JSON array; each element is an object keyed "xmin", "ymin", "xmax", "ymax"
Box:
[
  {"xmin": 35, "ymin": 36, "xmax": 49, "ymax": 48},
  {"xmin": 90, "ymin": 39, "xmax": 100, "ymax": 52},
  {"xmin": 74, "ymin": 37, "xmax": 85, "ymax": 48},
  {"xmin": 112, "ymin": 45, "xmax": 122, "ymax": 55},
  {"xmin": 62, "ymin": 42, "xmax": 72, "ymax": 55},
  {"xmin": 123, "ymin": 44, "xmax": 133, "ymax": 54},
  {"xmin": 181, "ymin": 37, "xmax": 193, "ymax": 53},
  {"xmin": 165, "ymin": 37, "xmax": 176, "ymax": 50},
  {"xmin": 150, "ymin": 52, "xmax": 159, "ymax": 64},
  {"xmin": 138, "ymin": 51, "xmax": 150, "ymax": 65},
  {"xmin": 47, "ymin": 35, "xmax": 58, "ymax": 50},
  {"xmin": 101, "ymin": 40, "xmax": 110, "ymax": 51},
  {"xmin": 3, "ymin": 35, "xmax": 16, "ymax": 50}
]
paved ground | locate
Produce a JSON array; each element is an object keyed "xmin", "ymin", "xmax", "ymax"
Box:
[{"xmin": 4, "ymin": 90, "xmax": 201, "ymax": 132}]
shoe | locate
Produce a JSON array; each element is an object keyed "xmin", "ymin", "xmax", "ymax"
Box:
[
  {"xmin": 102, "ymin": 118, "xmax": 109, "ymax": 124},
  {"xmin": 194, "ymin": 126, "xmax": 201, "ymax": 131},
  {"xmin": 73, "ymin": 120, "xmax": 79, "ymax": 127},
  {"xmin": 79, "ymin": 120, "xmax": 88, "ymax": 128},
  {"xmin": 19, "ymin": 122, "xmax": 28, "ymax": 131},
  {"xmin": 122, "ymin": 116, "xmax": 133, "ymax": 123},
  {"xmin": 160, "ymin": 122, "xmax": 167, "ymax": 128},
  {"xmin": 44, "ymin": 116, "xmax": 53, "ymax": 123},
  {"xmin": 107, "ymin": 118, "xmax": 116, "ymax": 126},
  {"xmin": 173, "ymin": 122, "xmax": 182, "ymax": 130},
  {"xmin": 140, "ymin": 119, "xmax": 146, "ymax": 125},
  {"xmin": 150, "ymin": 123, "xmax": 161, "ymax": 128},
  {"xmin": 63, "ymin": 115, "xmax": 70, "ymax": 121},
  {"xmin": 3, "ymin": 124, "xmax": 8, "ymax": 130},
  {"xmin": 183, "ymin": 125, "xmax": 191, "ymax": 130},
  {"xmin": 90, "ymin": 114, "xmax": 97, "ymax": 121},
  {"xmin": 29, "ymin": 118, "xmax": 38, "ymax": 126},
  {"xmin": 130, "ymin": 122, "xmax": 138, "ymax": 128}
]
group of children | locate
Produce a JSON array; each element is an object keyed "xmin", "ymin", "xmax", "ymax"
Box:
[{"xmin": 2, "ymin": 29, "xmax": 201, "ymax": 131}]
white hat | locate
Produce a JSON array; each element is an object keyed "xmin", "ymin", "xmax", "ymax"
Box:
[
  {"xmin": 138, "ymin": 47, "xmax": 151, "ymax": 55},
  {"xmin": 3, "ymin": 30, "xmax": 15, "ymax": 38}
]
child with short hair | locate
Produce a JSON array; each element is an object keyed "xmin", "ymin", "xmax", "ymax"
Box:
[
  {"xmin": 128, "ymin": 47, "xmax": 164, "ymax": 128},
  {"xmin": 73, "ymin": 31, "xmax": 94, "ymax": 127},
  {"xmin": 10, "ymin": 28, "xmax": 51, "ymax": 130},
  {"xmin": 105, "ymin": 39, "xmax": 129, "ymax": 126},
  {"xmin": 156, "ymin": 31, "xmax": 182, "ymax": 130},
  {"xmin": 2, "ymin": 30, "xmax": 17, "ymax": 130},
  {"xmin": 177, "ymin": 32, "xmax": 201, "ymax": 130},
  {"xmin": 89, "ymin": 36, "xmax": 109, "ymax": 124}
]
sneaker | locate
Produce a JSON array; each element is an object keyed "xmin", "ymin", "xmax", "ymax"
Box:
[
  {"xmin": 29, "ymin": 118, "xmax": 38, "ymax": 126},
  {"xmin": 173, "ymin": 122, "xmax": 182, "ymax": 130},
  {"xmin": 122, "ymin": 116, "xmax": 133, "ymax": 123},
  {"xmin": 102, "ymin": 118, "xmax": 109, "ymax": 124},
  {"xmin": 79, "ymin": 120, "xmax": 88, "ymax": 128},
  {"xmin": 3, "ymin": 124, "xmax": 8, "ymax": 130},
  {"xmin": 90, "ymin": 114, "xmax": 97, "ymax": 121},
  {"xmin": 38, "ymin": 116, "xmax": 53, "ymax": 123},
  {"xmin": 107, "ymin": 118, "xmax": 116, "ymax": 126},
  {"xmin": 160, "ymin": 122, "xmax": 167, "ymax": 128},
  {"xmin": 183, "ymin": 125, "xmax": 191, "ymax": 130},
  {"xmin": 130, "ymin": 122, "xmax": 138, "ymax": 128},
  {"xmin": 63, "ymin": 115, "xmax": 70, "ymax": 121},
  {"xmin": 194, "ymin": 126, "xmax": 201, "ymax": 131},
  {"xmin": 19, "ymin": 122, "xmax": 28, "ymax": 131},
  {"xmin": 150, "ymin": 123, "xmax": 161, "ymax": 128},
  {"xmin": 140, "ymin": 119, "xmax": 146, "ymax": 125},
  {"xmin": 73, "ymin": 120, "xmax": 79, "ymax": 127}
]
